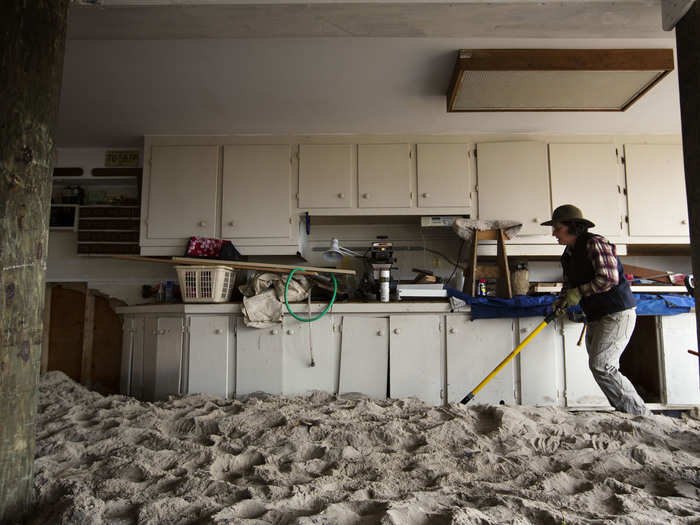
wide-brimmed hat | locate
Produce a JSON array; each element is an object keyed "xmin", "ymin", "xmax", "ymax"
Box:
[{"xmin": 541, "ymin": 204, "xmax": 595, "ymax": 228}]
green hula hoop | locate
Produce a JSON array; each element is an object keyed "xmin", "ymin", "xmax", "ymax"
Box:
[{"xmin": 284, "ymin": 268, "xmax": 338, "ymax": 322}]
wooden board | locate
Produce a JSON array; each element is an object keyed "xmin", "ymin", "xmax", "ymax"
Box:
[
  {"xmin": 172, "ymin": 257, "xmax": 356, "ymax": 275},
  {"xmin": 81, "ymin": 292, "xmax": 95, "ymax": 388},
  {"xmin": 47, "ymin": 286, "xmax": 86, "ymax": 382}
]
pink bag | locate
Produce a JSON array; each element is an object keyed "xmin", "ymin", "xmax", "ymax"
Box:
[{"xmin": 185, "ymin": 236, "xmax": 225, "ymax": 257}]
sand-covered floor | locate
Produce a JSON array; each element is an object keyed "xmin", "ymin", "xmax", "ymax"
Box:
[{"xmin": 29, "ymin": 372, "xmax": 700, "ymax": 524}]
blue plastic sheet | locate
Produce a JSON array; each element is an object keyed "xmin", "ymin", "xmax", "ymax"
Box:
[{"xmin": 444, "ymin": 286, "xmax": 694, "ymax": 320}]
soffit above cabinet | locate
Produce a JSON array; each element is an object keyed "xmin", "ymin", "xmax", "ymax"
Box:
[{"xmin": 447, "ymin": 49, "xmax": 674, "ymax": 112}]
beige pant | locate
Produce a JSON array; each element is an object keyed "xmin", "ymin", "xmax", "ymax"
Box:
[{"xmin": 585, "ymin": 308, "xmax": 651, "ymax": 416}]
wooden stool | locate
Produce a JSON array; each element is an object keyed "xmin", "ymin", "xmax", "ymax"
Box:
[{"xmin": 463, "ymin": 228, "xmax": 512, "ymax": 299}]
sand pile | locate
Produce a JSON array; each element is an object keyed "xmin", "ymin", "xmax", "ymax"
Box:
[{"xmin": 27, "ymin": 371, "xmax": 700, "ymax": 524}]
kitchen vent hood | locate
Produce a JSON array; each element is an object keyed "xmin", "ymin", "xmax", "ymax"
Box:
[{"xmin": 447, "ymin": 49, "xmax": 674, "ymax": 112}]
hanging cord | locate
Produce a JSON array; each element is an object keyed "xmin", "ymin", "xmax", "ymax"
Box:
[
  {"xmin": 307, "ymin": 293, "xmax": 316, "ymax": 367},
  {"xmin": 446, "ymin": 238, "xmax": 466, "ymax": 286},
  {"xmin": 284, "ymin": 268, "xmax": 338, "ymax": 322}
]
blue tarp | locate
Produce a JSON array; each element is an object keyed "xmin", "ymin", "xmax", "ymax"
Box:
[{"xmin": 444, "ymin": 286, "xmax": 694, "ymax": 320}]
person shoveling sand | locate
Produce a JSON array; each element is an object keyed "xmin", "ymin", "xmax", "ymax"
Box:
[{"xmin": 25, "ymin": 371, "xmax": 700, "ymax": 524}]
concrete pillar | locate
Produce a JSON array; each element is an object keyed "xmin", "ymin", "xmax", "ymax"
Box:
[
  {"xmin": 675, "ymin": 2, "xmax": 700, "ymax": 357},
  {"xmin": 0, "ymin": 1, "xmax": 69, "ymax": 521}
]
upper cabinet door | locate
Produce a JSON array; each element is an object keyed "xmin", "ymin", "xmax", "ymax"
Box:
[
  {"xmin": 358, "ymin": 144, "xmax": 412, "ymax": 208},
  {"xmin": 477, "ymin": 142, "xmax": 550, "ymax": 236},
  {"xmin": 625, "ymin": 144, "xmax": 688, "ymax": 236},
  {"xmin": 416, "ymin": 143, "xmax": 470, "ymax": 208},
  {"xmin": 298, "ymin": 144, "xmax": 353, "ymax": 208},
  {"xmin": 147, "ymin": 146, "xmax": 219, "ymax": 239},
  {"xmin": 222, "ymin": 145, "xmax": 291, "ymax": 239},
  {"xmin": 549, "ymin": 144, "xmax": 623, "ymax": 237}
]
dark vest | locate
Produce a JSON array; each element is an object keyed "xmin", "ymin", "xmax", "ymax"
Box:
[{"xmin": 561, "ymin": 232, "xmax": 636, "ymax": 322}]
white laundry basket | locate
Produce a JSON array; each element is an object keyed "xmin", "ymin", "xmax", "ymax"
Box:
[{"xmin": 175, "ymin": 265, "xmax": 236, "ymax": 303}]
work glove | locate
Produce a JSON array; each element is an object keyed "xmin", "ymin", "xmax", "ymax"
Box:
[{"xmin": 565, "ymin": 287, "xmax": 582, "ymax": 307}]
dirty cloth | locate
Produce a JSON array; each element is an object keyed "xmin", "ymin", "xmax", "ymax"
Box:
[
  {"xmin": 240, "ymin": 272, "xmax": 311, "ymax": 328},
  {"xmin": 452, "ymin": 218, "xmax": 523, "ymax": 242},
  {"xmin": 585, "ymin": 308, "xmax": 651, "ymax": 416}
]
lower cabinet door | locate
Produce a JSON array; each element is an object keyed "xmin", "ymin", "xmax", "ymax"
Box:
[
  {"xmin": 143, "ymin": 316, "xmax": 184, "ymax": 401},
  {"xmin": 282, "ymin": 316, "xmax": 336, "ymax": 396},
  {"xmin": 389, "ymin": 315, "xmax": 442, "ymax": 405},
  {"xmin": 339, "ymin": 316, "xmax": 389, "ymax": 399},
  {"xmin": 236, "ymin": 317, "xmax": 283, "ymax": 396},
  {"xmin": 120, "ymin": 316, "xmax": 145, "ymax": 398},
  {"xmin": 188, "ymin": 315, "xmax": 233, "ymax": 398},
  {"xmin": 446, "ymin": 316, "xmax": 516, "ymax": 405},
  {"xmin": 518, "ymin": 317, "xmax": 562, "ymax": 406},
  {"xmin": 563, "ymin": 320, "xmax": 610, "ymax": 408},
  {"xmin": 660, "ymin": 314, "xmax": 700, "ymax": 405}
]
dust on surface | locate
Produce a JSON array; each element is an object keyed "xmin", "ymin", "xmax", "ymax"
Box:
[{"xmin": 28, "ymin": 371, "xmax": 700, "ymax": 524}]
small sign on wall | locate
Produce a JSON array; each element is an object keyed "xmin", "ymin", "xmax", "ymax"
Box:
[{"xmin": 105, "ymin": 150, "xmax": 139, "ymax": 167}]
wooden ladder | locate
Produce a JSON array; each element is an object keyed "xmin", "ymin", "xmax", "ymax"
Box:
[{"xmin": 463, "ymin": 228, "xmax": 513, "ymax": 299}]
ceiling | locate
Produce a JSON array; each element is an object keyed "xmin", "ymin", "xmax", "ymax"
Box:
[{"xmin": 58, "ymin": 2, "xmax": 680, "ymax": 147}]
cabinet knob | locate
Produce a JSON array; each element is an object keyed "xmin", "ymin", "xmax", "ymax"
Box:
[
  {"xmin": 270, "ymin": 329, "xmax": 279, "ymax": 335},
  {"xmin": 682, "ymin": 219, "xmax": 688, "ymax": 225},
  {"xmin": 533, "ymin": 217, "xmax": 540, "ymax": 223},
  {"xmin": 287, "ymin": 329, "xmax": 295, "ymax": 335},
  {"xmin": 155, "ymin": 329, "xmax": 166, "ymax": 335},
  {"xmin": 449, "ymin": 327, "xmax": 456, "ymax": 334},
  {"xmin": 393, "ymin": 328, "xmax": 401, "ymax": 335},
  {"xmin": 422, "ymin": 193, "xmax": 430, "ymax": 198},
  {"xmin": 215, "ymin": 328, "xmax": 223, "ymax": 335},
  {"xmin": 337, "ymin": 193, "xmax": 345, "ymax": 199},
  {"xmin": 228, "ymin": 221, "xmax": 235, "ymax": 227},
  {"xmin": 362, "ymin": 193, "xmax": 369, "ymax": 199},
  {"xmin": 198, "ymin": 221, "xmax": 207, "ymax": 227},
  {"xmin": 376, "ymin": 329, "xmax": 384, "ymax": 336}
]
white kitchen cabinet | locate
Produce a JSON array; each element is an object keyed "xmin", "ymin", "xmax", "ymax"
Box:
[
  {"xmin": 144, "ymin": 145, "xmax": 219, "ymax": 241},
  {"xmin": 660, "ymin": 314, "xmax": 700, "ymax": 405},
  {"xmin": 625, "ymin": 144, "xmax": 688, "ymax": 236},
  {"xmin": 477, "ymin": 142, "xmax": 551, "ymax": 236},
  {"xmin": 222, "ymin": 145, "xmax": 291, "ymax": 239},
  {"xmin": 282, "ymin": 316, "xmax": 337, "ymax": 396},
  {"xmin": 339, "ymin": 316, "xmax": 389, "ymax": 399},
  {"xmin": 142, "ymin": 316, "xmax": 185, "ymax": 401},
  {"xmin": 389, "ymin": 315, "xmax": 443, "ymax": 405},
  {"xmin": 549, "ymin": 143, "xmax": 624, "ymax": 238},
  {"xmin": 120, "ymin": 316, "xmax": 145, "ymax": 398},
  {"xmin": 235, "ymin": 317, "xmax": 284, "ymax": 396},
  {"xmin": 562, "ymin": 321, "xmax": 610, "ymax": 407},
  {"xmin": 358, "ymin": 144, "xmax": 412, "ymax": 208},
  {"xmin": 518, "ymin": 317, "xmax": 561, "ymax": 405},
  {"xmin": 446, "ymin": 316, "xmax": 516, "ymax": 405},
  {"xmin": 298, "ymin": 144, "xmax": 354, "ymax": 208},
  {"xmin": 416, "ymin": 143, "xmax": 470, "ymax": 208},
  {"xmin": 187, "ymin": 315, "xmax": 234, "ymax": 398}
]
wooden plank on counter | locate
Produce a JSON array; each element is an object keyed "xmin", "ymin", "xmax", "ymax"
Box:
[{"xmin": 172, "ymin": 257, "xmax": 356, "ymax": 275}]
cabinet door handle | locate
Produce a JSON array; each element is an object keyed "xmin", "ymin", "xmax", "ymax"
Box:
[
  {"xmin": 376, "ymin": 329, "xmax": 384, "ymax": 336},
  {"xmin": 155, "ymin": 329, "xmax": 166, "ymax": 335},
  {"xmin": 198, "ymin": 221, "xmax": 207, "ymax": 227},
  {"xmin": 422, "ymin": 193, "xmax": 430, "ymax": 198},
  {"xmin": 393, "ymin": 328, "xmax": 401, "ymax": 335},
  {"xmin": 337, "ymin": 193, "xmax": 345, "ymax": 199},
  {"xmin": 270, "ymin": 329, "xmax": 279, "ymax": 335},
  {"xmin": 533, "ymin": 217, "xmax": 540, "ymax": 223},
  {"xmin": 362, "ymin": 193, "xmax": 369, "ymax": 199},
  {"xmin": 215, "ymin": 328, "xmax": 223, "ymax": 335},
  {"xmin": 228, "ymin": 221, "xmax": 235, "ymax": 227},
  {"xmin": 449, "ymin": 328, "xmax": 456, "ymax": 334},
  {"xmin": 682, "ymin": 219, "xmax": 688, "ymax": 225},
  {"xmin": 287, "ymin": 329, "xmax": 295, "ymax": 335}
]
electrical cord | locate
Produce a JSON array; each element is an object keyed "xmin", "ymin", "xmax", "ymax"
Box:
[{"xmin": 446, "ymin": 238, "xmax": 466, "ymax": 285}]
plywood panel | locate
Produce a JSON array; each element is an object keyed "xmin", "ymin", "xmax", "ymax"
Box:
[
  {"xmin": 477, "ymin": 142, "xmax": 550, "ymax": 236},
  {"xmin": 91, "ymin": 295, "xmax": 122, "ymax": 394},
  {"xmin": 660, "ymin": 314, "xmax": 700, "ymax": 405},
  {"xmin": 47, "ymin": 286, "xmax": 86, "ymax": 382},
  {"xmin": 389, "ymin": 315, "xmax": 442, "ymax": 405},
  {"xmin": 549, "ymin": 143, "xmax": 623, "ymax": 237},
  {"xmin": 339, "ymin": 316, "xmax": 389, "ymax": 399},
  {"xmin": 446, "ymin": 316, "xmax": 515, "ymax": 405}
]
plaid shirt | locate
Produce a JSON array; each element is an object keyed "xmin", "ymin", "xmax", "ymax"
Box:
[{"xmin": 563, "ymin": 235, "xmax": 619, "ymax": 297}]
